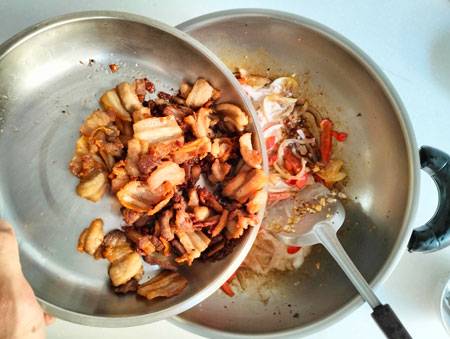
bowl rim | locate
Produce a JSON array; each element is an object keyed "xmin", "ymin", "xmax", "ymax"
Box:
[
  {"xmin": 173, "ymin": 8, "xmax": 420, "ymax": 338},
  {"xmin": 0, "ymin": 10, "xmax": 267, "ymax": 327}
]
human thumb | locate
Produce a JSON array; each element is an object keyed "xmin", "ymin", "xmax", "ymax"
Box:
[{"xmin": 0, "ymin": 219, "xmax": 22, "ymax": 277}]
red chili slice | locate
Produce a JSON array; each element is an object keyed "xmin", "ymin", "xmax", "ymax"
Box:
[
  {"xmin": 287, "ymin": 246, "xmax": 301, "ymax": 254},
  {"xmin": 286, "ymin": 174, "xmax": 309, "ymax": 190},
  {"xmin": 220, "ymin": 282, "xmax": 235, "ymax": 297},
  {"xmin": 332, "ymin": 131, "xmax": 348, "ymax": 142},
  {"xmin": 226, "ymin": 272, "xmax": 237, "ymax": 283},
  {"xmin": 265, "ymin": 136, "xmax": 276, "ymax": 150},
  {"xmin": 269, "ymin": 152, "xmax": 278, "ymax": 166},
  {"xmin": 284, "ymin": 148, "xmax": 303, "ymax": 174},
  {"xmin": 320, "ymin": 119, "xmax": 333, "ymax": 164}
]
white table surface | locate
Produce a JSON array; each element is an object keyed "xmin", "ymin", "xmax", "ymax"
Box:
[{"xmin": 1, "ymin": 0, "xmax": 449, "ymax": 338}]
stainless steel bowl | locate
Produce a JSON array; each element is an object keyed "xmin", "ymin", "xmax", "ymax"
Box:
[
  {"xmin": 0, "ymin": 11, "xmax": 266, "ymax": 326},
  {"xmin": 173, "ymin": 9, "xmax": 422, "ymax": 337}
]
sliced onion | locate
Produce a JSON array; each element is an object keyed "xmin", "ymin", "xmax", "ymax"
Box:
[
  {"xmin": 273, "ymin": 162, "xmax": 293, "ymax": 180},
  {"xmin": 296, "ymin": 129, "xmax": 316, "ymax": 144},
  {"xmin": 297, "ymin": 129, "xmax": 306, "ymax": 139},
  {"xmin": 263, "ymin": 94, "xmax": 297, "ymax": 120},
  {"xmin": 241, "ymin": 84, "xmax": 271, "ymax": 104},
  {"xmin": 269, "ymin": 77, "xmax": 299, "ymax": 97},
  {"xmin": 276, "ymin": 139, "xmax": 304, "ymax": 167},
  {"xmin": 263, "ymin": 122, "xmax": 284, "ymax": 145},
  {"xmin": 263, "ymin": 121, "xmax": 282, "ymax": 132},
  {"xmin": 299, "ymin": 138, "xmax": 316, "ymax": 145},
  {"xmin": 268, "ymin": 173, "xmax": 296, "ymax": 193},
  {"xmin": 274, "ymin": 139, "xmax": 311, "ymax": 182}
]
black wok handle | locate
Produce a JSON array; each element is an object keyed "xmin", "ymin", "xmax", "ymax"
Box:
[
  {"xmin": 372, "ymin": 304, "xmax": 412, "ymax": 339},
  {"xmin": 408, "ymin": 146, "xmax": 450, "ymax": 252}
]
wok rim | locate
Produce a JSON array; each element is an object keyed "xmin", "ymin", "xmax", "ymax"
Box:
[
  {"xmin": 173, "ymin": 8, "xmax": 420, "ymax": 338},
  {"xmin": 0, "ymin": 10, "xmax": 267, "ymax": 327}
]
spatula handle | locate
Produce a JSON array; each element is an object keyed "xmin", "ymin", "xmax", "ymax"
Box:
[
  {"xmin": 315, "ymin": 223, "xmax": 411, "ymax": 339},
  {"xmin": 315, "ymin": 222, "xmax": 381, "ymax": 308},
  {"xmin": 372, "ymin": 304, "xmax": 412, "ymax": 339}
]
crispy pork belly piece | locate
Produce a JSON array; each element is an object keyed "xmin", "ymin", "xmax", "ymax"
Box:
[
  {"xmin": 109, "ymin": 160, "xmax": 130, "ymax": 193},
  {"xmin": 144, "ymin": 252, "xmax": 177, "ymax": 271},
  {"xmin": 80, "ymin": 110, "xmax": 115, "ymax": 136},
  {"xmin": 159, "ymin": 236, "xmax": 171, "ymax": 256},
  {"xmin": 185, "ymin": 79, "xmax": 214, "ymax": 108},
  {"xmin": 100, "ymin": 90, "xmax": 131, "ymax": 122},
  {"xmin": 223, "ymin": 168, "xmax": 267, "ymax": 203},
  {"xmin": 117, "ymin": 82, "xmax": 143, "ymax": 113},
  {"xmin": 172, "ymin": 137, "xmax": 211, "ymax": 164},
  {"xmin": 116, "ymin": 119, "xmax": 133, "ymax": 146},
  {"xmin": 137, "ymin": 271, "xmax": 188, "ymax": 300},
  {"xmin": 246, "ymin": 189, "xmax": 268, "ymax": 214},
  {"xmin": 209, "ymin": 159, "xmax": 231, "ymax": 183},
  {"xmin": 109, "ymin": 252, "xmax": 143, "ymax": 286},
  {"xmin": 76, "ymin": 171, "xmax": 108, "ymax": 202},
  {"xmin": 125, "ymin": 138, "xmax": 149, "ymax": 178},
  {"xmin": 226, "ymin": 210, "xmax": 257, "ymax": 239},
  {"xmin": 173, "ymin": 194, "xmax": 194, "ymax": 232},
  {"xmin": 170, "ymin": 238, "xmax": 186, "ymax": 256},
  {"xmin": 102, "ymin": 230, "xmax": 134, "ymax": 263},
  {"xmin": 74, "ymin": 135, "xmax": 90, "ymax": 155},
  {"xmin": 193, "ymin": 206, "xmax": 210, "ymax": 222},
  {"xmin": 197, "ymin": 187, "xmax": 223, "ymax": 213},
  {"xmin": 239, "ymin": 132, "xmax": 262, "ymax": 169},
  {"xmin": 183, "ymin": 162, "xmax": 201, "ymax": 187},
  {"xmin": 222, "ymin": 167, "xmax": 249, "ymax": 197},
  {"xmin": 124, "ymin": 227, "xmax": 156, "ymax": 256},
  {"xmin": 146, "ymin": 161, "xmax": 185, "ymax": 191},
  {"xmin": 133, "ymin": 116, "xmax": 183, "ymax": 145},
  {"xmin": 179, "ymin": 82, "xmax": 192, "ymax": 99},
  {"xmin": 121, "ymin": 208, "xmax": 143, "ymax": 225},
  {"xmin": 193, "ymin": 215, "xmax": 220, "ymax": 230},
  {"xmin": 210, "ymin": 209, "xmax": 229, "ymax": 237},
  {"xmin": 117, "ymin": 180, "xmax": 174, "ymax": 215},
  {"xmin": 69, "ymin": 151, "xmax": 105, "ymax": 179},
  {"xmin": 134, "ymin": 79, "xmax": 147, "ymax": 102},
  {"xmin": 187, "ymin": 188, "xmax": 200, "ymax": 207},
  {"xmin": 103, "ymin": 244, "xmax": 134, "ymax": 263},
  {"xmin": 159, "ymin": 209, "xmax": 175, "ymax": 241},
  {"xmin": 77, "ymin": 218, "xmax": 104, "ymax": 256},
  {"xmin": 136, "ymin": 143, "xmax": 177, "ymax": 177},
  {"xmin": 162, "ymin": 105, "xmax": 191, "ymax": 122},
  {"xmin": 132, "ymin": 107, "xmax": 151, "ymax": 122},
  {"xmin": 214, "ymin": 103, "xmax": 248, "ymax": 131},
  {"xmin": 103, "ymin": 229, "xmax": 128, "ymax": 248},
  {"xmin": 210, "ymin": 137, "xmax": 234, "ymax": 162},
  {"xmin": 114, "ymin": 279, "xmax": 139, "ymax": 294},
  {"xmin": 87, "ymin": 125, "xmax": 123, "ymax": 171},
  {"xmin": 148, "ymin": 139, "xmax": 182, "ymax": 161},
  {"xmin": 184, "ymin": 107, "xmax": 211, "ymax": 138},
  {"xmin": 175, "ymin": 230, "xmax": 211, "ymax": 265},
  {"xmin": 88, "ymin": 124, "xmax": 121, "ymax": 146},
  {"xmin": 134, "ymin": 214, "xmax": 153, "ymax": 227}
]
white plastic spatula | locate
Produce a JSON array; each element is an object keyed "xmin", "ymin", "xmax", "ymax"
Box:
[{"xmin": 267, "ymin": 184, "xmax": 411, "ymax": 339}]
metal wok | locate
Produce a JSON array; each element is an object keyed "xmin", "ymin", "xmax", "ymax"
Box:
[{"xmin": 174, "ymin": 9, "xmax": 450, "ymax": 337}]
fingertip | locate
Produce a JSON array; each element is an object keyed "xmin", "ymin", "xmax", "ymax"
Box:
[
  {"xmin": 44, "ymin": 313, "xmax": 55, "ymax": 326},
  {"xmin": 0, "ymin": 219, "xmax": 14, "ymax": 232},
  {"xmin": 0, "ymin": 219, "xmax": 18, "ymax": 251}
]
